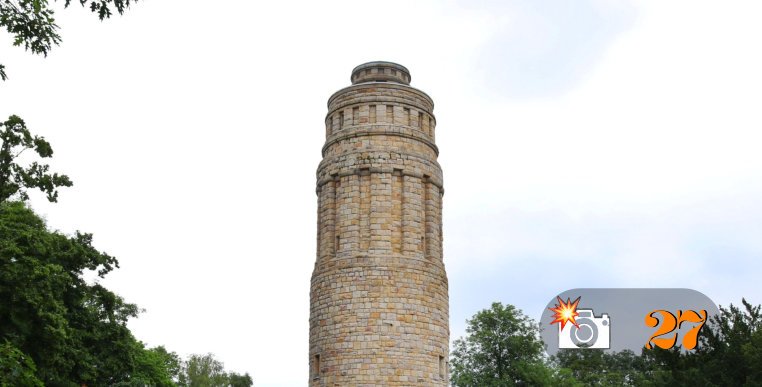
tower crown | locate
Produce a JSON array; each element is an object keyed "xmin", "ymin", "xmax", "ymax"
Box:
[{"xmin": 351, "ymin": 61, "xmax": 411, "ymax": 85}]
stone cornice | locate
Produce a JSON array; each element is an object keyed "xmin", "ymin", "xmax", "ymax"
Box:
[{"xmin": 322, "ymin": 125, "xmax": 439, "ymax": 157}]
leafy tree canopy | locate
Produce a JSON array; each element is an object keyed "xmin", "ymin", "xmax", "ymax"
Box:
[
  {"xmin": 0, "ymin": 0, "xmax": 138, "ymax": 81},
  {"xmin": 178, "ymin": 353, "xmax": 253, "ymax": 387},
  {"xmin": 0, "ymin": 340, "xmax": 43, "ymax": 387},
  {"xmin": 0, "ymin": 115, "xmax": 72, "ymax": 204},
  {"xmin": 554, "ymin": 348, "xmax": 649, "ymax": 386},
  {"xmin": 228, "ymin": 372, "xmax": 254, "ymax": 387},
  {"xmin": 451, "ymin": 302, "xmax": 557, "ymax": 386},
  {"xmin": 0, "ymin": 200, "xmax": 181, "ymax": 386},
  {"xmin": 112, "ymin": 345, "xmax": 182, "ymax": 387}
]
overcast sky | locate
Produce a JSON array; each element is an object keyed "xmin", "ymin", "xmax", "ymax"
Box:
[{"xmin": 2, "ymin": 1, "xmax": 761, "ymax": 385}]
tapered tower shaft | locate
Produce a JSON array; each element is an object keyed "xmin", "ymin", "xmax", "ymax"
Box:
[{"xmin": 310, "ymin": 62, "xmax": 448, "ymax": 386}]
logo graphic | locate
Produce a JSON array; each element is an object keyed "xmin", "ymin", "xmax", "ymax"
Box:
[
  {"xmin": 549, "ymin": 296, "xmax": 610, "ymax": 349},
  {"xmin": 542, "ymin": 289, "xmax": 719, "ymax": 356}
]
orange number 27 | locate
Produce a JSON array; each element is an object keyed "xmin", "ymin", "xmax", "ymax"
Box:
[{"xmin": 645, "ymin": 309, "xmax": 707, "ymax": 350}]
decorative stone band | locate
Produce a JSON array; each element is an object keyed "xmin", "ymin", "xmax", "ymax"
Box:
[
  {"xmin": 322, "ymin": 125, "xmax": 439, "ymax": 157},
  {"xmin": 315, "ymin": 166, "xmax": 444, "ymax": 194},
  {"xmin": 328, "ymin": 83, "xmax": 434, "ymax": 114},
  {"xmin": 325, "ymin": 104, "xmax": 436, "ymax": 140},
  {"xmin": 311, "ymin": 254, "xmax": 448, "ymax": 278}
]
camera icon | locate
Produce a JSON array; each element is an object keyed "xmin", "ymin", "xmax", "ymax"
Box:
[{"xmin": 558, "ymin": 309, "xmax": 610, "ymax": 349}]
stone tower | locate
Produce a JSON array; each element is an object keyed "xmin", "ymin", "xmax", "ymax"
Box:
[{"xmin": 310, "ymin": 62, "xmax": 449, "ymax": 386}]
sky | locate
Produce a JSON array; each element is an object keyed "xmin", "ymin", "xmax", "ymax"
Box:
[{"xmin": 2, "ymin": 0, "xmax": 762, "ymax": 385}]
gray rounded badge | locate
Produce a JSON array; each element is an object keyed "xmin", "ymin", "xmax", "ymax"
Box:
[{"xmin": 540, "ymin": 288, "xmax": 719, "ymax": 356}]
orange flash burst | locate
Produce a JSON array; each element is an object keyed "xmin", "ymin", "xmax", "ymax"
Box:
[{"xmin": 549, "ymin": 296, "xmax": 581, "ymax": 330}]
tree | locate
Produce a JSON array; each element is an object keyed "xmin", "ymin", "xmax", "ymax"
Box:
[
  {"xmin": 0, "ymin": 0, "xmax": 139, "ymax": 81},
  {"xmin": 178, "ymin": 353, "xmax": 229, "ymax": 387},
  {"xmin": 0, "ymin": 200, "xmax": 181, "ymax": 385},
  {"xmin": 177, "ymin": 353, "xmax": 253, "ymax": 387},
  {"xmin": 553, "ymin": 349, "xmax": 648, "ymax": 386},
  {"xmin": 114, "ymin": 345, "xmax": 182, "ymax": 387},
  {"xmin": 698, "ymin": 298, "xmax": 762, "ymax": 385},
  {"xmin": 136, "ymin": 345, "xmax": 182, "ymax": 386},
  {"xmin": 0, "ymin": 341, "xmax": 43, "ymax": 387},
  {"xmin": 228, "ymin": 372, "xmax": 254, "ymax": 387},
  {"xmin": 0, "ymin": 115, "xmax": 72, "ymax": 203},
  {"xmin": 450, "ymin": 302, "xmax": 556, "ymax": 386}
]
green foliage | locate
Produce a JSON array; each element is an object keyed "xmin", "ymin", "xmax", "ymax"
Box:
[
  {"xmin": 178, "ymin": 353, "xmax": 228, "ymax": 387},
  {"xmin": 0, "ymin": 0, "xmax": 138, "ymax": 80},
  {"xmin": 0, "ymin": 200, "xmax": 122, "ymax": 384},
  {"xmin": 135, "ymin": 345, "xmax": 182, "ymax": 387},
  {"xmin": 450, "ymin": 302, "xmax": 556, "ymax": 386},
  {"xmin": 62, "ymin": 0, "xmax": 136, "ymax": 20},
  {"xmin": 0, "ymin": 115, "xmax": 72, "ymax": 203},
  {"xmin": 111, "ymin": 345, "xmax": 181, "ymax": 387},
  {"xmin": 700, "ymin": 298, "xmax": 762, "ymax": 385},
  {"xmin": 0, "ymin": 201, "xmax": 183, "ymax": 386},
  {"xmin": 554, "ymin": 349, "xmax": 649, "ymax": 386},
  {"xmin": 228, "ymin": 372, "xmax": 254, "ymax": 387},
  {"xmin": 177, "ymin": 353, "xmax": 253, "ymax": 387},
  {"xmin": 0, "ymin": 341, "xmax": 43, "ymax": 387},
  {"xmin": 742, "ymin": 329, "xmax": 762, "ymax": 384}
]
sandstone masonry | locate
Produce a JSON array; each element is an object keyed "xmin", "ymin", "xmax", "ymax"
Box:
[{"xmin": 310, "ymin": 62, "xmax": 449, "ymax": 386}]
